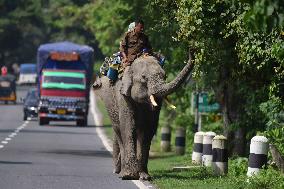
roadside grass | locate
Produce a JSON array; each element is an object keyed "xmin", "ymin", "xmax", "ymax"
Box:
[{"xmin": 95, "ymin": 99, "xmax": 284, "ymax": 189}]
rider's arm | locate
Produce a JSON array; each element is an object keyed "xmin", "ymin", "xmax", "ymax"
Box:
[{"xmin": 120, "ymin": 33, "xmax": 128, "ymax": 60}]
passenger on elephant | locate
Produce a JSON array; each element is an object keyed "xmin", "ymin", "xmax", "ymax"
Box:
[
  {"xmin": 120, "ymin": 19, "xmax": 152, "ymax": 67},
  {"xmin": 119, "ymin": 19, "xmax": 152, "ymax": 96}
]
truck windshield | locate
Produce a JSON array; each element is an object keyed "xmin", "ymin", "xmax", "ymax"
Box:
[{"xmin": 42, "ymin": 71, "xmax": 86, "ymax": 90}]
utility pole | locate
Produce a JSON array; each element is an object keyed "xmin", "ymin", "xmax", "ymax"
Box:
[{"xmin": 194, "ymin": 89, "xmax": 199, "ymax": 132}]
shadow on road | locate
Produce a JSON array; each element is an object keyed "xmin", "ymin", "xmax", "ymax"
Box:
[
  {"xmin": 41, "ymin": 149, "xmax": 112, "ymax": 158},
  {"xmin": 21, "ymin": 129, "xmax": 96, "ymax": 135},
  {"xmin": 0, "ymin": 161, "xmax": 32, "ymax": 165},
  {"xmin": 45, "ymin": 124, "xmax": 112, "ymax": 128}
]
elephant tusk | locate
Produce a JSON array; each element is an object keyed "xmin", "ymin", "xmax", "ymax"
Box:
[{"xmin": 150, "ymin": 95, "xmax": 158, "ymax": 107}]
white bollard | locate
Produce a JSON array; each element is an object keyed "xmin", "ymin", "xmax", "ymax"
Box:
[
  {"xmin": 161, "ymin": 126, "xmax": 171, "ymax": 152},
  {"xmin": 212, "ymin": 135, "xmax": 228, "ymax": 175},
  {"xmin": 192, "ymin": 131, "xmax": 205, "ymax": 164},
  {"xmin": 247, "ymin": 136, "xmax": 269, "ymax": 177},
  {"xmin": 202, "ymin": 131, "xmax": 216, "ymax": 167},
  {"xmin": 175, "ymin": 127, "xmax": 186, "ymax": 155}
]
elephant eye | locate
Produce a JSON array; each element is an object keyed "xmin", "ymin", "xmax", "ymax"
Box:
[{"xmin": 140, "ymin": 74, "xmax": 147, "ymax": 83}]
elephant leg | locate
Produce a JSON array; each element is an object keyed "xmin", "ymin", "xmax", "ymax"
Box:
[
  {"xmin": 113, "ymin": 130, "xmax": 121, "ymax": 174},
  {"xmin": 138, "ymin": 109, "xmax": 160, "ymax": 181},
  {"xmin": 136, "ymin": 126, "xmax": 144, "ymax": 170},
  {"xmin": 137, "ymin": 127, "xmax": 152, "ymax": 181},
  {"xmin": 118, "ymin": 96, "xmax": 139, "ymax": 180}
]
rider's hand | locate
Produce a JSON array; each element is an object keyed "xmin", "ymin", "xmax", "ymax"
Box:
[{"xmin": 123, "ymin": 57, "xmax": 129, "ymax": 64}]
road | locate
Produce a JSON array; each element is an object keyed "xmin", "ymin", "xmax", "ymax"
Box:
[{"xmin": 0, "ymin": 86, "xmax": 139, "ymax": 189}]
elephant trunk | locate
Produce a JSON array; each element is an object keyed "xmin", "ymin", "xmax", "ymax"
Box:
[{"xmin": 154, "ymin": 52, "xmax": 194, "ymax": 97}]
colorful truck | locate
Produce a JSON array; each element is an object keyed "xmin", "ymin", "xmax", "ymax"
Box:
[{"xmin": 37, "ymin": 41, "xmax": 94, "ymax": 126}]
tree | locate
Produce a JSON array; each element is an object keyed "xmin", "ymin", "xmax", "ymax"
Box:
[{"xmin": 147, "ymin": 0, "xmax": 283, "ymax": 156}]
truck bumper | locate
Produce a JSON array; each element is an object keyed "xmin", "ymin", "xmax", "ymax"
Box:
[{"xmin": 39, "ymin": 113, "xmax": 85, "ymax": 121}]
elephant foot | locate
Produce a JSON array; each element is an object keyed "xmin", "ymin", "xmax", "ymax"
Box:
[
  {"xmin": 119, "ymin": 171, "xmax": 139, "ymax": 180},
  {"xmin": 139, "ymin": 172, "xmax": 151, "ymax": 181},
  {"xmin": 113, "ymin": 166, "xmax": 121, "ymax": 174}
]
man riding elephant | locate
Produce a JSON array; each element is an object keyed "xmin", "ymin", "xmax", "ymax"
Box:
[{"xmin": 120, "ymin": 19, "xmax": 152, "ymax": 96}]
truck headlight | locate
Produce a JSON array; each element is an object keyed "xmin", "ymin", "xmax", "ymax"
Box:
[{"xmin": 28, "ymin": 107, "xmax": 37, "ymax": 111}]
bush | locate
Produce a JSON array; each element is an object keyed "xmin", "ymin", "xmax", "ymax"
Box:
[
  {"xmin": 229, "ymin": 158, "xmax": 248, "ymax": 177},
  {"xmin": 246, "ymin": 167, "xmax": 284, "ymax": 189}
]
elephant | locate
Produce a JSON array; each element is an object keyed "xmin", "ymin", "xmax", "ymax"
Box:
[{"xmin": 93, "ymin": 54, "xmax": 194, "ymax": 180}]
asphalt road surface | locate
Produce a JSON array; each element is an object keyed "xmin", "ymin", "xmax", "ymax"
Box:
[{"xmin": 0, "ymin": 85, "xmax": 139, "ymax": 189}]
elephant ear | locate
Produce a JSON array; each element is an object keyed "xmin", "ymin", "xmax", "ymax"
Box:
[{"xmin": 120, "ymin": 66, "xmax": 133, "ymax": 96}]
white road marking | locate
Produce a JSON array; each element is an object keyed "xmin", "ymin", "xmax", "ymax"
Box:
[
  {"xmin": 90, "ymin": 90, "xmax": 152, "ymax": 189},
  {"xmin": 0, "ymin": 121, "xmax": 29, "ymax": 149},
  {"xmin": 9, "ymin": 133, "xmax": 17, "ymax": 137}
]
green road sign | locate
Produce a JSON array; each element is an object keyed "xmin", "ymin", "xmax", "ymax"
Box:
[
  {"xmin": 191, "ymin": 92, "xmax": 220, "ymax": 113},
  {"xmin": 198, "ymin": 103, "xmax": 220, "ymax": 112}
]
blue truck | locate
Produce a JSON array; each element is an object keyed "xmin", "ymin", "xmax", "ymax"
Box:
[{"xmin": 37, "ymin": 41, "xmax": 94, "ymax": 126}]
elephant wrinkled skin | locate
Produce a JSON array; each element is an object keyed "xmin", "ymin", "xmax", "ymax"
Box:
[{"xmin": 93, "ymin": 55, "xmax": 194, "ymax": 180}]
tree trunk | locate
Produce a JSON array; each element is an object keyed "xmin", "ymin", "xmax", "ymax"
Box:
[
  {"xmin": 232, "ymin": 128, "xmax": 246, "ymax": 156},
  {"xmin": 270, "ymin": 144, "xmax": 284, "ymax": 173},
  {"xmin": 216, "ymin": 64, "xmax": 246, "ymax": 157}
]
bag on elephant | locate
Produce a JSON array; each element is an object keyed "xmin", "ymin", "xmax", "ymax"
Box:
[{"xmin": 100, "ymin": 52, "xmax": 122, "ymax": 82}]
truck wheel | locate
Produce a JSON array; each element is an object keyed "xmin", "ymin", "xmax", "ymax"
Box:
[
  {"xmin": 39, "ymin": 117, "xmax": 49, "ymax": 126},
  {"xmin": 76, "ymin": 118, "xmax": 87, "ymax": 127},
  {"xmin": 23, "ymin": 114, "xmax": 27, "ymax": 121}
]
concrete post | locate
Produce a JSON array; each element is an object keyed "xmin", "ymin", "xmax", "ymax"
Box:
[
  {"xmin": 175, "ymin": 127, "xmax": 186, "ymax": 155},
  {"xmin": 247, "ymin": 136, "xmax": 269, "ymax": 177},
  {"xmin": 161, "ymin": 126, "xmax": 171, "ymax": 152},
  {"xmin": 212, "ymin": 135, "xmax": 228, "ymax": 175},
  {"xmin": 192, "ymin": 131, "xmax": 205, "ymax": 164},
  {"xmin": 202, "ymin": 131, "xmax": 216, "ymax": 167}
]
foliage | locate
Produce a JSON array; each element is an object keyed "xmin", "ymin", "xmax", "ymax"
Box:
[
  {"xmin": 149, "ymin": 0, "xmax": 283, "ymax": 155},
  {"xmin": 0, "ymin": 0, "xmax": 46, "ymax": 67},
  {"xmin": 229, "ymin": 158, "xmax": 248, "ymax": 177},
  {"xmin": 260, "ymin": 96, "xmax": 284, "ymax": 129},
  {"xmin": 246, "ymin": 167, "xmax": 284, "ymax": 189},
  {"xmin": 260, "ymin": 96, "xmax": 284, "ymax": 154}
]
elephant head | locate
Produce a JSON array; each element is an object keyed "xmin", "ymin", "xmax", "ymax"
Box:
[{"xmin": 122, "ymin": 53, "xmax": 194, "ymax": 106}]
